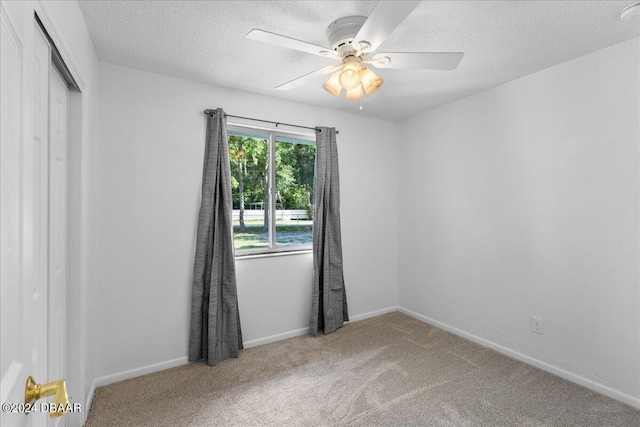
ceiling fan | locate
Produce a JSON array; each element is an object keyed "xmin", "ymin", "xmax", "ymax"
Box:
[{"xmin": 246, "ymin": 1, "xmax": 463, "ymax": 100}]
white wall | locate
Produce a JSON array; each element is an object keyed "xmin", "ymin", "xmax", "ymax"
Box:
[
  {"xmin": 398, "ymin": 37, "xmax": 640, "ymax": 405},
  {"xmin": 90, "ymin": 62, "xmax": 398, "ymax": 383}
]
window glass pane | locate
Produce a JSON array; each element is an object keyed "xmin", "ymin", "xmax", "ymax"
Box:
[
  {"xmin": 228, "ymin": 134, "xmax": 269, "ymax": 252},
  {"xmin": 275, "ymin": 139, "xmax": 316, "ymax": 248}
]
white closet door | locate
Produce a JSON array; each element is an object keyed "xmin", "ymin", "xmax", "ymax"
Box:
[
  {"xmin": 1, "ymin": 14, "xmax": 70, "ymax": 426},
  {"xmin": 0, "ymin": 7, "xmax": 29, "ymax": 425},
  {"xmin": 48, "ymin": 66, "xmax": 69, "ymax": 427},
  {"xmin": 0, "ymin": 18, "xmax": 50, "ymax": 427}
]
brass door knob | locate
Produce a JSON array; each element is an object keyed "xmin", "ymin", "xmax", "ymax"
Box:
[{"xmin": 24, "ymin": 376, "xmax": 69, "ymax": 418}]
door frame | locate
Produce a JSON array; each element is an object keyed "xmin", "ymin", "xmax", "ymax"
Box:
[{"xmin": 32, "ymin": 3, "xmax": 89, "ymax": 426}]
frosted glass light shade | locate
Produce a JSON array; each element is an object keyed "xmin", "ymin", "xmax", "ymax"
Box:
[
  {"xmin": 339, "ymin": 63, "xmax": 361, "ymax": 90},
  {"xmin": 345, "ymin": 86, "xmax": 363, "ymax": 100},
  {"xmin": 359, "ymin": 68, "xmax": 383, "ymax": 95},
  {"xmin": 322, "ymin": 71, "xmax": 341, "ymax": 97}
]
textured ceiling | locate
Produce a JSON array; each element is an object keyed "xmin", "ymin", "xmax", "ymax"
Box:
[{"xmin": 78, "ymin": 1, "xmax": 639, "ymax": 121}]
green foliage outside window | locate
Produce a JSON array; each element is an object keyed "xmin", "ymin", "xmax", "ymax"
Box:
[{"xmin": 228, "ymin": 133, "xmax": 316, "ymax": 252}]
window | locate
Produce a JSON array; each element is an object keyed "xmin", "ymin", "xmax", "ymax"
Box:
[{"xmin": 228, "ymin": 126, "xmax": 316, "ymax": 255}]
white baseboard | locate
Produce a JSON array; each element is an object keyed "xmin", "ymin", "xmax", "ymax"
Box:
[
  {"xmin": 242, "ymin": 305, "xmax": 398, "ymax": 348},
  {"xmin": 85, "ymin": 306, "xmax": 400, "ymax": 414},
  {"xmin": 397, "ymin": 306, "xmax": 640, "ymax": 410},
  {"xmin": 85, "ymin": 356, "xmax": 188, "ymax": 412},
  {"xmin": 243, "ymin": 327, "xmax": 310, "ymax": 349},
  {"xmin": 348, "ymin": 305, "xmax": 398, "ymax": 322}
]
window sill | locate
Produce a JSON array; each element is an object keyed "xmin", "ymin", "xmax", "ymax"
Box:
[{"xmin": 235, "ymin": 249, "xmax": 312, "ymax": 261}]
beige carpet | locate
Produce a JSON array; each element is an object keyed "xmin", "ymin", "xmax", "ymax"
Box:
[{"xmin": 85, "ymin": 312, "xmax": 640, "ymax": 426}]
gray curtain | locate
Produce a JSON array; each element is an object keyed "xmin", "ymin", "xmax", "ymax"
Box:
[
  {"xmin": 310, "ymin": 127, "xmax": 349, "ymax": 336},
  {"xmin": 189, "ymin": 108, "xmax": 243, "ymax": 365}
]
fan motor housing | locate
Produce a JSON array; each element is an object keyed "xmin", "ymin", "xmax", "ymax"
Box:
[{"xmin": 326, "ymin": 16, "xmax": 367, "ymax": 54}]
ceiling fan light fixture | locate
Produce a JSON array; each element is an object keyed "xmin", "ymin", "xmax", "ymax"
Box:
[
  {"xmin": 322, "ymin": 71, "xmax": 342, "ymax": 97},
  {"xmin": 345, "ymin": 86, "xmax": 363, "ymax": 100},
  {"xmin": 338, "ymin": 60, "xmax": 362, "ymax": 90},
  {"xmin": 354, "ymin": 40, "xmax": 371, "ymax": 56},
  {"xmin": 359, "ymin": 67, "xmax": 383, "ymax": 95},
  {"xmin": 247, "ymin": 5, "xmax": 464, "ymax": 104},
  {"xmin": 318, "ymin": 50, "xmax": 338, "ymax": 58}
]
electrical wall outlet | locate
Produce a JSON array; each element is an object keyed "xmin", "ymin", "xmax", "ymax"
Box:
[{"xmin": 531, "ymin": 317, "xmax": 544, "ymax": 335}]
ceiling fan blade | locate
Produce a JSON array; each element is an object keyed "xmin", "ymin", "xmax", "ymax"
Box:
[
  {"xmin": 368, "ymin": 52, "xmax": 464, "ymax": 70},
  {"xmin": 246, "ymin": 29, "xmax": 338, "ymax": 58},
  {"xmin": 275, "ymin": 66, "xmax": 337, "ymax": 91},
  {"xmin": 353, "ymin": 1, "xmax": 422, "ymax": 52}
]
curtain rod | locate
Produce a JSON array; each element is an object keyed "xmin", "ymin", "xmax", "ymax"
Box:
[{"xmin": 203, "ymin": 110, "xmax": 339, "ymax": 134}]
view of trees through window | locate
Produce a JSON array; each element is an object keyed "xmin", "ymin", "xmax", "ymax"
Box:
[{"xmin": 228, "ymin": 132, "xmax": 315, "ymax": 252}]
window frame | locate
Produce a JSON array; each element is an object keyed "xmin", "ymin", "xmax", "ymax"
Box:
[{"xmin": 227, "ymin": 124, "xmax": 316, "ymax": 257}]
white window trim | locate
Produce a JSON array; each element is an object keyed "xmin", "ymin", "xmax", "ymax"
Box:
[{"xmin": 227, "ymin": 124, "xmax": 315, "ymax": 258}]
